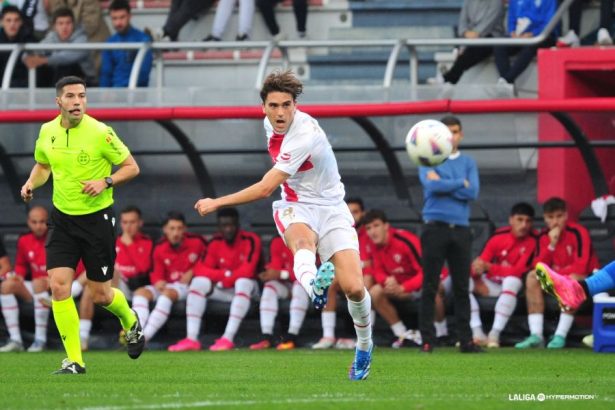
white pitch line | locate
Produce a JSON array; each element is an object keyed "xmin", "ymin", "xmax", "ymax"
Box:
[{"xmin": 81, "ymin": 395, "xmax": 397, "ymax": 410}]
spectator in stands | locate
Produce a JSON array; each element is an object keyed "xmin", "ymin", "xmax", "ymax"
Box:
[
  {"xmin": 47, "ymin": 0, "xmax": 110, "ymax": 72},
  {"xmin": 249, "ymin": 236, "xmax": 309, "ymax": 350},
  {"xmin": 557, "ymin": 0, "xmax": 614, "ymax": 46},
  {"xmin": 468, "ymin": 202, "xmax": 538, "ymax": 348},
  {"xmin": 516, "ymin": 197, "xmax": 598, "ymax": 349},
  {"xmin": 78, "ymin": 205, "xmax": 153, "ymax": 350},
  {"xmin": 312, "ymin": 197, "xmax": 368, "ymax": 350},
  {"xmin": 203, "ymin": 0, "xmax": 255, "ymax": 41},
  {"xmin": 131, "ymin": 211, "xmax": 207, "ymax": 343},
  {"xmin": 0, "ymin": 206, "xmax": 50, "ymax": 353},
  {"xmin": 432, "ymin": 0, "xmax": 504, "ymax": 87},
  {"xmin": 168, "ymin": 208, "xmax": 261, "ymax": 352},
  {"xmin": 493, "ymin": 0, "xmax": 557, "ymax": 89},
  {"xmin": 100, "ymin": 0, "xmax": 153, "ymax": 87},
  {"xmin": 5, "ymin": 0, "xmax": 50, "ymax": 39},
  {"xmin": 418, "ymin": 115, "xmax": 481, "ymax": 353},
  {"xmin": 23, "ymin": 7, "xmax": 97, "ymax": 86},
  {"xmin": 363, "ymin": 209, "xmax": 428, "ymax": 348},
  {"xmin": 0, "ymin": 5, "xmax": 37, "ymax": 88},
  {"xmin": 257, "ymin": 0, "xmax": 308, "ymax": 40},
  {"xmin": 47, "ymin": 0, "xmax": 110, "ymax": 44},
  {"xmin": 159, "ymin": 0, "xmax": 214, "ymax": 41}
]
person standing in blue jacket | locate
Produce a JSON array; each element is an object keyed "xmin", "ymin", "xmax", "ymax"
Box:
[
  {"xmin": 100, "ymin": 0, "xmax": 152, "ymax": 87},
  {"xmin": 418, "ymin": 115, "xmax": 481, "ymax": 353},
  {"xmin": 494, "ymin": 0, "xmax": 558, "ymax": 86}
]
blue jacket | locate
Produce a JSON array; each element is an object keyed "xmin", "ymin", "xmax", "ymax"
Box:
[
  {"xmin": 419, "ymin": 152, "xmax": 480, "ymax": 227},
  {"xmin": 100, "ymin": 26, "xmax": 152, "ymax": 87},
  {"xmin": 508, "ymin": 0, "xmax": 557, "ymax": 37}
]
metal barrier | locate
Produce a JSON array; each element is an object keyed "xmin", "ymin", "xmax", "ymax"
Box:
[{"xmin": 0, "ymin": 0, "xmax": 575, "ymax": 95}]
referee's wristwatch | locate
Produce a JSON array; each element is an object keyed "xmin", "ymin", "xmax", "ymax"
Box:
[{"xmin": 104, "ymin": 176, "xmax": 114, "ymax": 189}]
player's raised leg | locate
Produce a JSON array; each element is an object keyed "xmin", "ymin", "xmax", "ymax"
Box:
[{"xmin": 283, "ymin": 223, "xmax": 334, "ymax": 310}]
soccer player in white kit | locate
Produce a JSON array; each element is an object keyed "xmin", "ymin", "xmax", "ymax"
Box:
[{"xmin": 194, "ymin": 70, "xmax": 373, "ymax": 380}]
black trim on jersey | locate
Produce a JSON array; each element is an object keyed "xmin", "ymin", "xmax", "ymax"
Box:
[
  {"xmin": 241, "ymin": 233, "xmax": 256, "ymax": 262},
  {"xmin": 565, "ymin": 226, "xmax": 584, "ymax": 258},
  {"xmin": 393, "ymin": 232, "xmax": 421, "ymax": 263}
]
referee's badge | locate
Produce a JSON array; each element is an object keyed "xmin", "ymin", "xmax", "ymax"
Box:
[{"xmin": 77, "ymin": 150, "xmax": 90, "ymax": 165}]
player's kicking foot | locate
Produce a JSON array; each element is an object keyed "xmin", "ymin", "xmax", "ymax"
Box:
[
  {"xmin": 52, "ymin": 358, "xmax": 86, "ymax": 375},
  {"xmin": 348, "ymin": 343, "xmax": 373, "ymax": 381},
  {"xmin": 535, "ymin": 262, "xmax": 587, "ymax": 311},
  {"xmin": 311, "ymin": 262, "xmax": 335, "ymax": 310},
  {"xmin": 125, "ymin": 310, "xmax": 145, "ymax": 359}
]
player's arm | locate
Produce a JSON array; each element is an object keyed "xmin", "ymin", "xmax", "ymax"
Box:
[
  {"xmin": 559, "ymin": 227, "xmax": 592, "ymax": 277},
  {"xmin": 21, "ymin": 163, "xmax": 51, "ymax": 202},
  {"xmin": 195, "ymin": 167, "xmax": 289, "ymax": 217}
]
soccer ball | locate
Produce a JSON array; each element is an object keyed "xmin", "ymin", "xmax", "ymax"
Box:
[{"xmin": 405, "ymin": 119, "xmax": 453, "ymax": 167}]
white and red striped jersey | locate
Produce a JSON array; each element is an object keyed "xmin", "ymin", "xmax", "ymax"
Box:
[{"xmin": 265, "ymin": 110, "xmax": 345, "ymax": 205}]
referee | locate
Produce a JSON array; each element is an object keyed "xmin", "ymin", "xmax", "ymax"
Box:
[{"xmin": 20, "ymin": 76, "xmax": 144, "ymax": 374}]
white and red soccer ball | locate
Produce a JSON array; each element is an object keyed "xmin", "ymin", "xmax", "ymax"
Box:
[{"xmin": 405, "ymin": 119, "xmax": 453, "ymax": 167}]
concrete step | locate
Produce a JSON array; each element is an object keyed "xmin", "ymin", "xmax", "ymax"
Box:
[{"xmin": 348, "ymin": 0, "xmax": 462, "ymax": 27}]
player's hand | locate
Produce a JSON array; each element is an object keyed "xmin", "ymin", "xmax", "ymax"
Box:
[
  {"xmin": 426, "ymin": 171, "xmax": 440, "ymax": 181},
  {"xmin": 80, "ymin": 179, "xmax": 107, "ymax": 196},
  {"xmin": 180, "ymin": 270, "xmax": 193, "ymax": 284},
  {"xmin": 384, "ymin": 283, "xmax": 403, "ymax": 297},
  {"xmin": 20, "ymin": 181, "xmax": 34, "ymax": 202},
  {"xmin": 194, "ymin": 198, "xmax": 219, "ymax": 217},
  {"xmin": 154, "ymin": 281, "xmax": 167, "ymax": 292},
  {"xmin": 548, "ymin": 226, "xmax": 561, "ymax": 246},
  {"xmin": 384, "ymin": 276, "xmax": 398, "ymax": 288},
  {"xmin": 258, "ymin": 270, "xmax": 278, "ymax": 281}
]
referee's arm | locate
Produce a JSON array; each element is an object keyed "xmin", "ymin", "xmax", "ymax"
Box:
[
  {"xmin": 81, "ymin": 155, "xmax": 140, "ymax": 197},
  {"xmin": 108, "ymin": 155, "xmax": 140, "ymax": 187},
  {"xmin": 21, "ymin": 162, "xmax": 51, "ymax": 202}
]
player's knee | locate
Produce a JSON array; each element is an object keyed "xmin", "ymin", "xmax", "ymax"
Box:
[
  {"xmin": 1, "ymin": 278, "xmax": 18, "ymax": 293},
  {"xmin": 235, "ymin": 278, "xmax": 255, "ymax": 293},
  {"xmin": 190, "ymin": 276, "xmax": 212, "ymax": 294},
  {"xmin": 344, "ymin": 283, "xmax": 365, "ymax": 301},
  {"xmin": 503, "ymin": 277, "xmax": 522, "ymax": 294}
]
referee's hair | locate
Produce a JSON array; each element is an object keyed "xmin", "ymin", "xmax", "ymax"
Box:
[
  {"xmin": 121, "ymin": 205, "xmax": 142, "ymax": 218},
  {"xmin": 162, "ymin": 211, "xmax": 185, "ymax": 226},
  {"xmin": 363, "ymin": 209, "xmax": 388, "ymax": 225},
  {"xmin": 510, "ymin": 202, "xmax": 535, "ymax": 218},
  {"xmin": 55, "ymin": 76, "xmax": 86, "ymax": 96},
  {"xmin": 217, "ymin": 207, "xmax": 239, "ymax": 221}
]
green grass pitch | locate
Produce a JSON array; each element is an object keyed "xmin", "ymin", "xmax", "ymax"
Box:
[{"xmin": 0, "ymin": 348, "xmax": 613, "ymax": 409}]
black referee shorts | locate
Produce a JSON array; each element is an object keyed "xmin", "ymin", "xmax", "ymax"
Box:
[{"xmin": 46, "ymin": 206, "xmax": 117, "ymax": 283}]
